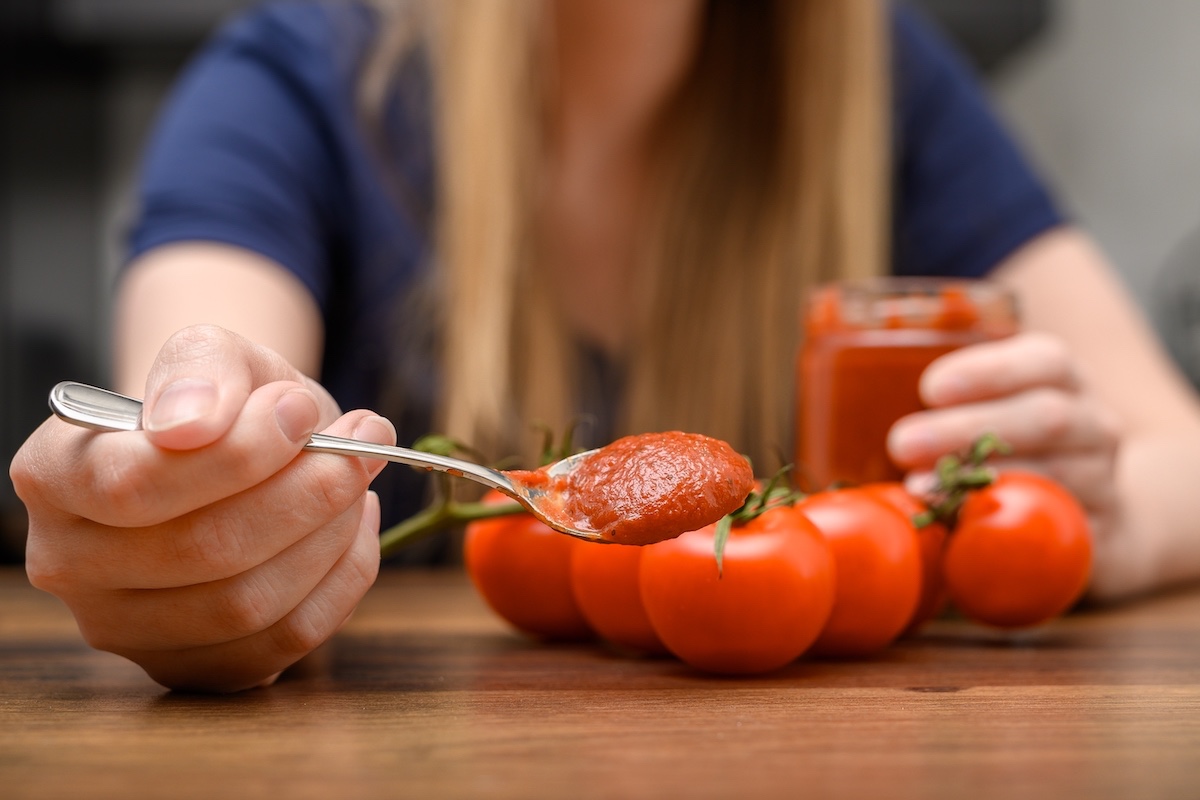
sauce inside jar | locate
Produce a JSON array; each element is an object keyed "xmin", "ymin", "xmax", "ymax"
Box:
[{"xmin": 796, "ymin": 278, "xmax": 1018, "ymax": 488}]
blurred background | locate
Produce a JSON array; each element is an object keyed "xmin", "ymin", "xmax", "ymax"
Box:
[{"xmin": 3, "ymin": 0, "xmax": 1200, "ymax": 560}]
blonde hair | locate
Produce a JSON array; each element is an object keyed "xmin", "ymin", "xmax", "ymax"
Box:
[{"xmin": 363, "ymin": 0, "xmax": 889, "ymax": 469}]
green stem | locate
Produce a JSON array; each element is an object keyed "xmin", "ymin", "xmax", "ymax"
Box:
[
  {"xmin": 378, "ymin": 498, "xmax": 526, "ymax": 558},
  {"xmin": 713, "ymin": 473, "xmax": 806, "ymax": 575},
  {"xmin": 921, "ymin": 433, "xmax": 1011, "ymax": 529}
]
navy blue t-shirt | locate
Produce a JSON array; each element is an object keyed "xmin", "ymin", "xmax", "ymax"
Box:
[{"xmin": 127, "ymin": 1, "xmax": 1062, "ymax": 532}]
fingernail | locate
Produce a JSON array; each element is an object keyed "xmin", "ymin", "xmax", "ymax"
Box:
[
  {"xmin": 275, "ymin": 389, "xmax": 320, "ymax": 443},
  {"xmin": 889, "ymin": 423, "xmax": 937, "ymax": 461},
  {"xmin": 353, "ymin": 416, "xmax": 395, "ymax": 446},
  {"xmin": 146, "ymin": 379, "xmax": 218, "ymax": 432}
]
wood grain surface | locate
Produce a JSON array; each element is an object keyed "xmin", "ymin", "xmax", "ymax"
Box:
[{"xmin": 2, "ymin": 567, "xmax": 1198, "ymax": 799}]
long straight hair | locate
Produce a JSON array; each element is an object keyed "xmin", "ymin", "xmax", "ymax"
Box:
[{"xmin": 363, "ymin": 0, "xmax": 889, "ymax": 469}]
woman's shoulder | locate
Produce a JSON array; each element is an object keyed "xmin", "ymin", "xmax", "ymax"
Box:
[
  {"xmin": 204, "ymin": 1, "xmax": 378, "ymax": 83},
  {"xmin": 888, "ymin": 3, "xmax": 982, "ymax": 116},
  {"xmin": 885, "ymin": 3, "xmax": 1064, "ymax": 278},
  {"xmin": 130, "ymin": 0, "xmax": 432, "ymax": 305}
]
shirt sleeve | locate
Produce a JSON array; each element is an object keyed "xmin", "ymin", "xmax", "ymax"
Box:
[
  {"xmin": 125, "ymin": 4, "xmax": 353, "ymax": 309},
  {"xmin": 890, "ymin": 4, "xmax": 1066, "ymax": 279}
]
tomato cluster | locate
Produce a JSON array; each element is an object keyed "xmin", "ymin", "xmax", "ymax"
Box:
[{"xmin": 464, "ymin": 471, "xmax": 1093, "ymax": 676}]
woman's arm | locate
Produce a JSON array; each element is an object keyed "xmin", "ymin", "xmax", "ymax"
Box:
[
  {"xmin": 889, "ymin": 226, "xmax": 1200, "ymax": 601},
  {"xmin": 114, "ymin": 242, "xmax": 326, "ymax": 394},
  {"xmin": 996, "ymin": 227, "xmax": 1200, "ymax": 599}
]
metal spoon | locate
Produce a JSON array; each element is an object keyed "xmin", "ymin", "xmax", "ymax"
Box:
[{"xmin": 47, "ymin": 380, "xmax": 604, "ymax": 541}]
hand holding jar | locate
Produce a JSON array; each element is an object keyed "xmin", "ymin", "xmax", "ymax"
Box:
[
  {"xmin": 797, "ymin": 278, "xmax": 1121, "ymax": 539},
  {"xmin": 887, "ymin": 329, "xmax": 1122, "ymax": 524}
]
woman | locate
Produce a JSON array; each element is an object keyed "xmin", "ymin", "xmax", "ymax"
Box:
[{"xmin": 11, "ymin": 0, "xmax": 1200, "ymax": 692}]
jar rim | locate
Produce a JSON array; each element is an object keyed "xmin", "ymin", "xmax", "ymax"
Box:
[{"xmin": 805, "ymin": 277, "xmax": 1019, "ymax": 333}]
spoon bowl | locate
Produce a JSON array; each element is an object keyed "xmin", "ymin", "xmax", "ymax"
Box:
[{"xmin": 48, "ymin": 381, "xmax": 606, "ymax": 541}]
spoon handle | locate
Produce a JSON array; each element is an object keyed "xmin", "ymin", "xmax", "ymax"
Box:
[
  {"xmin": 304, "ymin": 432, "xmax": 513, "ymax": 492},
  {"xmin": 48, "ymin": 381, "xmax": 515, "ymax": 494}
]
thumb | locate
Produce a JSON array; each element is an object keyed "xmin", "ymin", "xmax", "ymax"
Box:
[{"xmin": 142, "ymin": 324, "xmax": 315, "ymax": 451}]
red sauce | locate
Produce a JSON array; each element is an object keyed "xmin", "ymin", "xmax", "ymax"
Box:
[
  {"xmin": 797, "ymin": 279, "xmax": 1018, "ymax": 488},
  {"xmin": 508, "ymin": 432, "xmax": 754, "ymax": 545}
]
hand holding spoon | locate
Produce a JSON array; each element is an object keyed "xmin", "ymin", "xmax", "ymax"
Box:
[{"xmin": 49, "ymin": 381, "xmax": 754, "ymax": 545}]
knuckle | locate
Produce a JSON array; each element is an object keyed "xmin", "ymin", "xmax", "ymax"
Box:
[
  {"xmin": 1095, "ymin": 405, "xmax": 1125, "ymax": 451},
  {"xmin": 316, "ymin": 506, "xmax": 365, "ymax": 562},
  {"xmin": 267, "ymin": 539, "xmax": 375, "ymax": 659},
  {"xmin": 158, "ymin": 323, "xmax": 237, "ymax": 368},
  {"xmin": 24, "ymin": 540, "xmax": 75, "ymax": 596},
  {"xmin": 8, "ymin": 442, "xmax": 38, "ymax": 501},
  {"xmin": 217, "ymin": 434, "xmax": 304, "ymax": 496},
  {"xmin": 10, "ymin": 426, "xmax": 61, "ymax": 510},
  {"xmin": 346, "ymin": 529, "xmax": 382, "ymax": 588},
  {"xmin": 88, "ymin": 454, "xmax": 162, "ymax": 527},
  {"xmin": 270, "ymin": 603, "xmax": 334, "ymax": 659},
  {"xmin": 301, "ymin": 462, "xmax": 367, "ymax": 519},
  {"xmin": 168, "ymin": 511, "xmax": 253, "ymax": 580},
  {"xmin": 1036, "ymin": 455, "xmax": 1073, "ymax": 487},
  {"xmin": 1030, "ymin": 333, "xmax": 1081, "ymax": 385},
  {"xmin": 1028, "ymin": 390, "xmax": 1074, "ymax": 441},
  {"xmin": 208, "ymin": 581, "xmax": 278, "ymax": 640},
  {"xmin": 74, "ymin": 609, "xmax": 146, "ymax": 655},
  {"xmin": 75, "ymin": 617, "xmax": 122, "ymax": 653}
]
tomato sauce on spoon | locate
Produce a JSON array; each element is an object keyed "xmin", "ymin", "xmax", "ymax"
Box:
[{"xmin": 506, "ymin": 431, "xmax": 754, "ymax": 545}]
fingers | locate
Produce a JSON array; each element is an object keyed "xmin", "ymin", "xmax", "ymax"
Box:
[
  {"xmin": 905, "ymin": 451, "xmax": 1118, "ymax": 515},
  {"xmin": 920, "ymin": 332, "xmax": 1083, "ymax": 407},
  {"xmin": 888, "ymin": 330, "xmax": 1124, "ymax": 522},
  {"xmin": 24, "ymin": 410, "xmax": 395, "ymax": 591},
  {"xmin": 14, "ymin": 323, "xmax": 340, "ymax": 529},
  {"xmin": 72, "ymin": 491, "xmax": 381, "ymax": 653},
  {"xmin": 889, "ymin": 388, "xmax": 1122, "ymax": 469},
  {"xmin": 112, "ymin": 491, "xmax": 382, "ymax": 693},
  {"xmin": 33, "ymin": 380, "xmax": 320, "ymax": 528},
  {"xmin": 891, "ymin": 331, "xmax": 1122, "ymax": 470}
]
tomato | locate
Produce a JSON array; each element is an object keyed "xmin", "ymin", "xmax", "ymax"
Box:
[
  {"xmin": 639, "ymin": 505, "xmax": 835, "ymax": 675},
  {"xmin": 570, "ymin": 541, "xmax": 668, "ymax": 655},
  {"xmin": 943, "ymin": 472, "xmax": 1092, "ymax": 629},
  {"xmin": 798, "ymin": 488, "xmax": 922, "ymax": 657},
  {"xmin": 862, "ymin": 482, "xmax": 950, "ymax": 635},
  {"xmin": 464, "ymin": 490, "xmax": 594, "ymax": 641}
]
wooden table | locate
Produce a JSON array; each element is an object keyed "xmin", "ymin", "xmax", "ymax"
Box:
[{"xmin": 2, "ymin": 567, "xmax": 1199, "ymax": 799}]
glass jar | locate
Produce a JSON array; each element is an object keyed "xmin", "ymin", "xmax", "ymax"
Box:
[{"xmin": 796, "ymin": 277, "xmax": 1019, "ymax": 488}]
